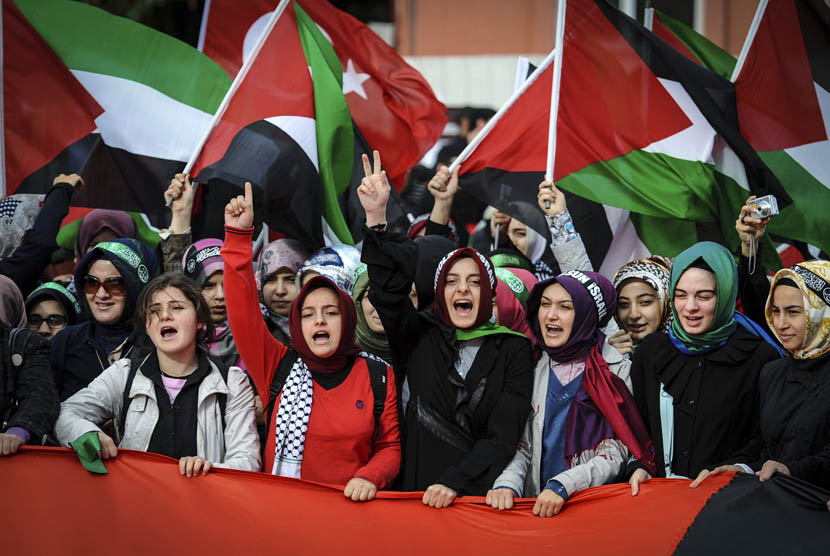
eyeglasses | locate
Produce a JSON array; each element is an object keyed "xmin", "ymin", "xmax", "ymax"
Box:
[
  {"xmin": 27, "ymin": 314, "xmax": 68, "ymax": 330},
  {"xmin": 83, "ymin": 276, "xmax": 127, "ymax": 297}
]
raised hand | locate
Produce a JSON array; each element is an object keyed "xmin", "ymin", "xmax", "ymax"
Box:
[
  {"xmin": 357, "ymin": 151, "xmax": 390, "ymax": 227},
  {"xmin": 736, "ymin": 195, "xmax": 770, "ymax": 257},
  {"xmin": 224, "ymin": 181, "xmax": 254, "ymax": 229},
  {"xmin": 165, "ymin": 173, "xmax": 195, "ymax": 233},
  {"xmin": 53, "ymin": 173, "xmax": 84, "ymax": 190},
  {"xmin": 427, "ymin": 164, "xmax": 460, "ymax": 203},
  {"xmin": 538, "ymin": 180, "xmax": 567, "ymax": 216}
]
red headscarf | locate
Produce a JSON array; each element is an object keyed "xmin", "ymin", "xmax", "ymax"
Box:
[
  {"xmin": 288, "ymin": 276, "xmax": 359, "ymax": 374},
  {"xmin": 494, "ymin": 278, "xmax": 533, "ymax": 338},
  {"xmin": 432, "ymin": 248, "xmax": 496, "ymax": 330}
]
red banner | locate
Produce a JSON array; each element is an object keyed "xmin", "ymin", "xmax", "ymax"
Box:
[{"xmin": 1, "ymin": 447, "xmax": 731, "ymax": 554}]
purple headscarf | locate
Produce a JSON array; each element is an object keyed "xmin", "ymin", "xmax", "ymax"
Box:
[
  {"xmin": 527, "ymin": 270, "xmax": 617, "ymax": 362},
  {"xmin": 75, "ymin": 209, "xmax": 137, "ymax": 260}
]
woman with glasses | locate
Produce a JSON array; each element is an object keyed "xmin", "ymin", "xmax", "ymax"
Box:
[
  {"xmin": 24, "ymin": 282, "xmax": 81, "ymax": 340},
  {"xmin": 50, "ymin": 238, "xmax": 159, "ymax": 401}
]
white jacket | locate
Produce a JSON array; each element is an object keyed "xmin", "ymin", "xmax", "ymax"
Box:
[
  {"xmin": 55, "ymin": 354, "xmax": 261, "ymax": 471},
  {"xmin": 492, "ymin": 341, "xmax": 631, "ymax": 497}
]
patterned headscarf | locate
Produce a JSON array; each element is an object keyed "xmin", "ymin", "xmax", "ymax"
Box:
[
  {"xmin": 613, "ymin": 256, "xmax": 673, "ymax": 331},
  {"xmin": 297, "ymin": 245, "xmax": 361, "ymax": 295},
  {"xmin": 183, "ymin": 239, "xmax": 224, "ymax": 288},
  {"xmin": 407, "ymin": 213, "xmax": 458, "ymax": 243},
  {"xmin": 74, "ymin": 238, "xmax": 160, "ymax": 324},
  {"xmin": 432, "ymin": 247, "xmax": 497, "ymax": 330},
  {"xmin": 765, "ymin": 261, "xmax": 830, "ymax": 360},
  {"xmin": 493, "ymin": 268, "xmax": 532, "ymax": 338},
  {"xmin": 257, "ymin": 239, "xmax": 310, "ymax": 291}
]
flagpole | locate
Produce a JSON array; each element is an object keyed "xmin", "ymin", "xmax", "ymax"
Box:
[
  {"xmin": 730, "ymin": 0, "xmax": 768, "ymax": 82},
  {"xmin": 171, "ymin": 0, "xmax": 289, "ymax": 205},
  {"xmin": 644, "ymin": 7, "xmax": 654, "ymax": 30},
  {"xmin": 447, "ymin": 47, "xmax": 557, "ymax": 174},
  {"xmin": 545, "ymin": 0, "xmax": 566, "ymax": 183}
]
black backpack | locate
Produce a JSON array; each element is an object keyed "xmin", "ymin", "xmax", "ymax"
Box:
[
  {"xmin": 117, "ymin": 350, "xmax": 229, "ymax": 443},
  {"xmin": 2, "ymin": 328, "xmax": 26, "ymax": 429},
  {"xmin": 262, "ymin": 349, "xmax": 388, "ymax": 459}
]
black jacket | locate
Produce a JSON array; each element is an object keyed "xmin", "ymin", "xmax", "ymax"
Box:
[
  {"xmin": 730, "ymin": 353, "xmax": 830, "ymax": 488},
  {"xmin": 1, "ymin": 326, "xmax": 60, "ymax": 442},
  {"xmin": 0, "ymin": 182, "xmax": 73, "ymax": 297},
  {"xmin": 628, "ymin": 328, "xmax": 780, "ymax": 478},
  {"xmin": 363, "ymin": 227, "xmax": 533, "ymax": 495},
  {"xmin": 50, "ymin": 322, "xmax": 139, "ymax": 401}
]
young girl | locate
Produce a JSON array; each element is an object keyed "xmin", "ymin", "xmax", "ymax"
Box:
[
  {"xmin": 55, "ymin": 272, "xmax": 260, "ymax": 475},
  {"xmin": 222, "ymin": 183, "xmax": 401, "ymax": 502}
]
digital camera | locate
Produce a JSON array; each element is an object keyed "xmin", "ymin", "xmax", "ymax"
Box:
[{"xmin": 749, "ymin": 195, "xmax": 779, "ymax": 219}]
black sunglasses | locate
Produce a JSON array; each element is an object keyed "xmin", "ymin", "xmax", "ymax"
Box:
[
  {"xmin": 83, "ymin": 276, "xmax": 127, "ymax": 296},
  {"xmin": 27, "ymin": 313, "xmax": 68, "ymax": 329}
]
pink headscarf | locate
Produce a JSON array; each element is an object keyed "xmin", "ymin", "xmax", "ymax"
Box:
[{"xmin": 0, "ymin": 275, "xmax": 27, "ymax": 328}]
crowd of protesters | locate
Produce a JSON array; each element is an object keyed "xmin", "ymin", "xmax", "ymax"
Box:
[{"xmin": 2, "ymin": 134, "xmax": 829, "ymax": 513}]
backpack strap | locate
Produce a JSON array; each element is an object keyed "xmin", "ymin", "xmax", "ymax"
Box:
[
  {"xmin": 117, "ymin": 350, "xmax": 151, "ymax": 444},
  {"xmin": 261, "ymin": 348, "xmax": 299, "ymax": 459},
  {"xmin": 215, "ymin": 363, "xmax": 230, "ymax": 432},
  {"xmin": 364, "ymin": 357, "xmax": 388, "ymax": 446}
]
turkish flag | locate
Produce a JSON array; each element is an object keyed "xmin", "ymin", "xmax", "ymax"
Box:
[{"xmin": 198, "ymin": 0, "xmax": 446, "ymax": 188}]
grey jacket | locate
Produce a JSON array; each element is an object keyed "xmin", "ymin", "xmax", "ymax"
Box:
[
  {"xmin": 55, "ymin": 355, "xmax": 260, "ymax": 471},
  {"xmin": 492, "ymin": 341, "xmax": 631, "ymax": 497}
]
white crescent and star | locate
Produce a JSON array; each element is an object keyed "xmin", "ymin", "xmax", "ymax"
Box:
[{"xmin": 243, "ymin": 13, "xmax": 372, "ymax": 100}]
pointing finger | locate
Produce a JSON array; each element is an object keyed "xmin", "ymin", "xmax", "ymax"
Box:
[{"xmin": 244, "ymin": 181, "xmax": 253, "ymax": 205}]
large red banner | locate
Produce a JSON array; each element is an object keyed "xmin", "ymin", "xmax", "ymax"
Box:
[{"xmin": 0, "ymin": 447, "xmax": 731, "ymax": 554}]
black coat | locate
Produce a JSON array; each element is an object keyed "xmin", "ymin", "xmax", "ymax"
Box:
[
  {"xmin": 730, "ymin": 353, "xmax": 830, "ymax": 489},
  {"xmin": 1, "ymin": 326, "xmax": 60, "ymax": 442},
  {"xmin": 50, "ymin": 322, "xmax": 139, "ymax": 401},
  {"xmin": 363, "ymin": 228, "xmax": 534, "ymax": 495},
  {"xmin": 628, "ymin": 328, "xmax": 780, "ymax": 478}
]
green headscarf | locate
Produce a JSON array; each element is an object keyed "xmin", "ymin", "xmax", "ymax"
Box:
[
  {"xmin": 352, "ymin": 265, "xmax": 393, "ymax": 363},
  {"xmin": 668, "ymin": 241, "xmax": 738, "ymax": 353}
]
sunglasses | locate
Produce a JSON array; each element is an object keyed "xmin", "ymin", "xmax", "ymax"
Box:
[
  {"xmin": 83, "ymin": 276, "xmax": 127, "ymax": 297},
  {"xmin": 27, "ymin": 313, "xmax": 68, "ymax": 329}
]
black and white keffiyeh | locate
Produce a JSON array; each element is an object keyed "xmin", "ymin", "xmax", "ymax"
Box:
[{"xmin": 272, "ymin": 357, "xmax": 314, "ymax": 477}]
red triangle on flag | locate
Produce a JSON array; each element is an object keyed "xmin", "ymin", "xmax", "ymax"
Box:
[
  {"xmin": 462, "ymin": 0, "xmax": 691, "ymax": 181},
  {"xmin": 191, "ymin": 3, "xmax": 314, "ymax": 176},
  {"xmin": 734, "ymin": 0, "xmax": 826, "ymax": 151},
  {"xmin": 2, "ymin": 0, "xmax": 103, "ymax": 195},
  {"xmin": 651, "ymin": 12, "xmax": 701, "ymax": 65}
]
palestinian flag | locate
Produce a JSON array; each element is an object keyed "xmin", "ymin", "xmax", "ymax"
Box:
[
  {"xmin": 11, "ymin": 0, "xmax": 232, "ymax": 240},
  {"xmin": 649, "ymin": 3, "xmax": 830, "ymax": 258},
  {"xmin": 4, "ymin": 448, "xmax": 829, "ymax": 554},
  {"xmin": 2, "ymin": 0, "xmax": 102, "ymax": 197},
  {"xmin": 198, "ymin": 0, "xmax": 447, "ymax": 193},
  {"xmin": 458, "ymin": 0, "xmax": 788, "ymax": 269}
]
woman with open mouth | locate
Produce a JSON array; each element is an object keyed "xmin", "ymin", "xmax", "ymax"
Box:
[
  {"xmin": 690, "ymin": 260, "xmax": 830, "ymax": 503},
  {"xmin": 358, "ymin": 151, "xmax": 534, "ymax": 509},
  {"xmin": 487, "ymin": 270, "xmax": 654, "ymax": 517},
  {"xmin": 627, "ymin": 242, "xmax": 782, "ymax": 494},
  {"xmin": 222, "ymin": 183, "xmax": 401, "ymax": 502},
  {"xmin": 609, "ymin": 256, "xmax": 673, "ymax": 356},
  {"xmin": 50, "ymin": 238, "xmax": 159, "ymax": 401},
  {"xmin": 55, "ymin": 272, "xmax": 261, "ymax": 475}
]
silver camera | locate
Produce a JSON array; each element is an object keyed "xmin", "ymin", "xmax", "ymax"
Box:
[{"xmin": 749, "ymin": 195, "xmax": 779, "ymax": 219}]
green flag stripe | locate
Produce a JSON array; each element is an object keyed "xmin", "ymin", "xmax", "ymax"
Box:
[
  {"xmin": 655, "ymin": 10, "xmax": 736, "ymax": 80},
  {"xmin": 16, "ymin": 0, "xmax": 230, "ymax": 114},
  {"xmin": 294, "ymin": 0, "xmax": 355, "ymax": 245}
]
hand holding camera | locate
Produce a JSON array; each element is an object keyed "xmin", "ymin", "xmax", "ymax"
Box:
[{"xmin": 736, "ymin": 195, "xmax": 776, "ymax": 257}]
